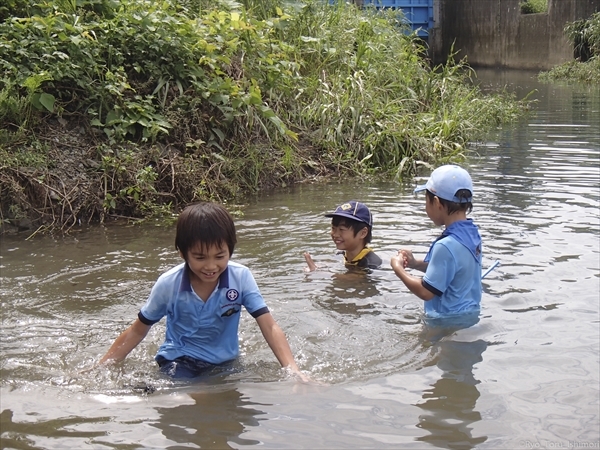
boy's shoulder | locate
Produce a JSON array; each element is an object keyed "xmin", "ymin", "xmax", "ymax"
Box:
[
  {"xmin": 224, "ymin": 260, "xmax": 253, "ymax": 279},
  {"xmin": 434, "ymin": 234, "xmax": 460, "ymax": 248},
  {"xmin": 227, "ymin": 260, "xmax": 248, "ymax": 270},
  {"xmin": 431, "ymin": 235, "xmax": 473, "ymax": 260},
  {"xmin": 356, "ymin": 247, "xmax": 382, "ymax": 269},
  {"xmin": 153, "ymin": 262, "xmax": 186, "ymax": 285},
  {"xmin": 158, "ymin": 262, "xmax": 186, "ymax": 280},
  {"xmin": 365, "ymin": 249, "xmax": 382, "ymax": 268}
]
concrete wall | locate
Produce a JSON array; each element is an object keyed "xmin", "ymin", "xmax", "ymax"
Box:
[{"xmin": 429, "ymin": 0, "xmax": 600, "ymax": 70}]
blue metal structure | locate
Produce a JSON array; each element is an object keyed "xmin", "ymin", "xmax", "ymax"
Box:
[{"xmin": 363, "ymin": 0, "xmax": 434, "ymax": 38}]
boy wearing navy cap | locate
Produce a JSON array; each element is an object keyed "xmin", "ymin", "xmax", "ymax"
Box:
[
  {"xmin": 391, "ymin": 165, "xmax": 482, "ymax": 317},
  {"xmin": 304, "ymin": 200, "xmax": 382, "ymax": 271}
]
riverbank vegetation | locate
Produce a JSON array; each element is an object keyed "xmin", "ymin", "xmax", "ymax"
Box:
[
  {"xmin": 1, "ymin": 0, "xmax": 528, "ymax": 234},
  {"xmin": 520, "ymin": 0, "xmax": 548, "ymax": 15},
  {"xmin": 539, "ymin": 12, "xmax": 600, "ymax": 83}
]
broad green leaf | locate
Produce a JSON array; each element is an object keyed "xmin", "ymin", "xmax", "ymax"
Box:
[
  {"xmin": 38, "ymin": 93, "xmax": 55, "ymax": 112},
  {"xmin": 106, "ymin": 110, "xmax": 120, "ymax": 125}
]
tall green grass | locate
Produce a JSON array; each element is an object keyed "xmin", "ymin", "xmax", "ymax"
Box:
[
  {"xmin": 539, "ymin": 12, "xmax": 600, "ymax": 83},
  {"xmin": 0, "ymin": 0, "xmax": 528, "ymax": 230},
  {"xmin": 270, "ymin": 1, "xmax": 524, "ymax": 175}
]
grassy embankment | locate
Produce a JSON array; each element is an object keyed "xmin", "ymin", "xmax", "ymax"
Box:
[
  {"xmin": 0, "ymin": 0, "xmax": 527, "ymax": 234},
  {"xmin": 539, "ymin": 12, "xmax": 600, "ymax": 84},
  {"xmin": 520, "ymin": 0, "xmax": 548, "ymax": 15}
]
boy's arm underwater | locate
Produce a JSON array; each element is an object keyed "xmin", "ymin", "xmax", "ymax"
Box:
[
  {"xmin": 391, "ymin": 252, "xmax": 435, "ymax": 301},
  {"xmin": 255, "ymin": 312, "xmax": 310, "ymax": 382},
  {"xmin": 99, "ymin": 318, "xmax": 152, "ymax": 365}
]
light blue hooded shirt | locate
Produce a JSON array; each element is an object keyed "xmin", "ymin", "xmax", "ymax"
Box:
[{"xmin": 422, "ymin": 220, "xmax": 482, "ymax": 317}]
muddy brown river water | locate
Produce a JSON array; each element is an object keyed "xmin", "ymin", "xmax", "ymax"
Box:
[{"xmin": 1, "ymin": 69, "xmax": 599, "ymax": 449}]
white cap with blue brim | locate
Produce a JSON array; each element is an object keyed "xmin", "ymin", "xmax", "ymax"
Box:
[{"xmin": 413, "ymin": 165, "xmax": 473, "ymax": 203}]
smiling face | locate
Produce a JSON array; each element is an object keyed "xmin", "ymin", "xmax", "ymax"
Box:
[
  {"xmin": 181, "ymin": 241, "xmax": 230, "ymax": 286},
  {"xmin": 330, "ymin": 220, "xmax": 368, "ymax": 255}
]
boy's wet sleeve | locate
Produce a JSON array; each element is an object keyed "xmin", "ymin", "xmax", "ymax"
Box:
[
  {"xmin": 422, "ymin": 242, "xmax": 455, "ymax": 296},
  {"xmin": 240, "ymin": 268, "xmax": 268, "ymax": 315},
  {"xmin": 139, "ymin": 274, "xmax": 171, "ymax": 323}
]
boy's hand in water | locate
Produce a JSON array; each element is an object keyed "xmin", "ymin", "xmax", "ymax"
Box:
[
  {"xmin": 285, "ymin": 366, "xmax": 327, "ymax": 386},
  {"xmin": 78, "ymin": 365, "xmax": 95, "ymax": 375},
  {"xmin": 289, "ymin": 367, "xmax": 311, "ymax": 383},
  {"xmin": 78, "ymin": 358, "xmax": 116, "ymax": 375},
  {"xmin": 303, "ymin": 252, "xmax": 317, "ymax": 272}
]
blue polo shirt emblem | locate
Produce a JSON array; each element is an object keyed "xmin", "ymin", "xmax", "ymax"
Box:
[{"xmin": 226, "ymin": 289, "xmax": 239, "ymax": 302}]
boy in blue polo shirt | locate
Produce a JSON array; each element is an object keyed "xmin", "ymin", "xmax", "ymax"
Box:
[
  {"xmin": 99, "ymin": 202, "xmax": 307, "ymax": 380},
  {"xmin": 304, "ymin": 200, "xmax": 382, "ymax": 272},
  {"xmin": 391, "ymin": 165, "xmax": 482, "ymax": 317}
]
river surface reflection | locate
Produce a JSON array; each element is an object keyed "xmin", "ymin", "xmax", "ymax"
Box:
[{"xmin": 1, "ymin": 69, "xmax": 599, "ymax": 449}]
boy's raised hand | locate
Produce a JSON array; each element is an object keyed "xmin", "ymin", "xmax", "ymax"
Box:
[
  {"xmin": 391, "ymin": 249, "xmax": 415, "ymax": 273},
  {"xmin": 400, "ymin": 249, "xmax": 415, "ymax": 269},
  {"xmin": 391, "ymin": 251, "xmax": 406, "ymax": 273},
  {"xmin": 303, "ymin": 252, "xmax": 317, "ymax": 272},
  {"xmin": 396, "ymin": 249, "xmax": 429, "ymax": 273}
]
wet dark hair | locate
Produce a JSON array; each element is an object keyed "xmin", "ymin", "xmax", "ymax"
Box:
[
  {"xmin": 426, "ymin": 189, "xmax": 473, "ymax": 215},
  {"xmin": 175, "ymin": 202, "xmax": 237, "ymax": 258},
  {"xmin": 331, "ymin": 215, "xmax": 373, "ymax": 244}
]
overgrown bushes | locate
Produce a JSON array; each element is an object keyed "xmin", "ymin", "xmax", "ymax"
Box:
[
  {"xmin": 0, "ymin": 0, "xmax": 527, "ymax": 233},
  {"xmin": 520, "ymin": 0, "xmax": 548, "ymax": 15},
  {"xmin": 539, "ymin": 12, "xmax": 600, "ymax": 83}
]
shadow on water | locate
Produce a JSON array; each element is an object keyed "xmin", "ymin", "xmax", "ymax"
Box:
[
  {"xmin": 311, "ymin": 270, "xmax": 383, "ymax": 316},
  {"xmin": 0, "ymin": 409, "xmax": 108, "ymax": 449},
  {"xmin": 0, "ymin": 384, "xmax": 269, "ymax": 449},
  {"xmin": 416, "ymin": 340, "xmax": 488, "ymax": 449},
  {"xmin": 415, "ymin": 317, "xmax": 489, "ymax": 449},
  {"xmin": 151, "ymin": 388, "xmax": 265, "ymax": 449}
]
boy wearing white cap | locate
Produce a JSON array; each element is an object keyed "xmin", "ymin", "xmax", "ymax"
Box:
[
  {"xmin": 391, "ymin": 165, "xmax": 482, "ymax": 317},
  {"xmin": 304, "ymin": 200, "xmax": 382, "ymax": 272}
]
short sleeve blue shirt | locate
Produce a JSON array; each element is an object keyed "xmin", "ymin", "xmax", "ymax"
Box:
[
  {"xmin": 422, "ymin": 236, "xmax": 482, "ymax": 317},
  {"xmin": 139, "ymin": 261, "xmax": 268, "ymax": 364}
]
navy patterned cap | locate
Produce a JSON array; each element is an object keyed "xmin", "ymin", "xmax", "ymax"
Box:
[{"xmin": 324, "ymin": 200, "xmax": 373, "ymax": 227}]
